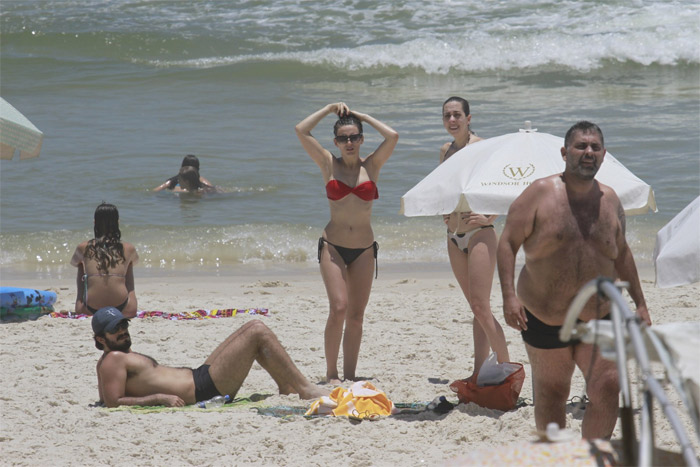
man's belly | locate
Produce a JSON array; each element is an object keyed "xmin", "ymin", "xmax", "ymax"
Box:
[
  {"xmin": 517, "ymin": 262, "xmax": 613, "ymax": 325},
  {"xmin": 126, "ymin": 366, "xmax": 196, "ymax": 403}
]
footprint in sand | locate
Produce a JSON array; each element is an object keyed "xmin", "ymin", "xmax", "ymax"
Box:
[{"xmin": 248, "ymin": 280, "xmax": 290, "ymax": 288}]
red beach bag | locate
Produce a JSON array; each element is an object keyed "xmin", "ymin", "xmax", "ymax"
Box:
[{"xmin": 449, "ymin": 363, "xmax": 525, "ymax": 412}]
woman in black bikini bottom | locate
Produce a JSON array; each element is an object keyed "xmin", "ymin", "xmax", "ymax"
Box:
[
  {"xmin": 70, "ymin": 202, "xmax": 140, "ymax": 317},
  {"xmin": 318, "ymin": 238, "xmax": 378, "ymax": 278},
  {"xmin": 296, "ymin": 102, "xmax": 398, "ymax": 384},
  {"xmin": 86, "ymin": 297, "xmax": 129, "ymax": 314}
]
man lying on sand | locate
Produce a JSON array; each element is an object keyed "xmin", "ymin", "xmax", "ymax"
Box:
[{"xmin": 92, "ymin": 307, "xmax": 328, "ymax": 407}]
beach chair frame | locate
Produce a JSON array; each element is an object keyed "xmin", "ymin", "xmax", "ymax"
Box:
[{"xmin": 561, "ymin": 277, "xmax": 699, "ymax": 467}]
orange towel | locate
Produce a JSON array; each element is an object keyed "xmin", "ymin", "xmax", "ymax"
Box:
[{"xmin": 305, "ymin": 381, "xmax": 397, "ymax": 420}]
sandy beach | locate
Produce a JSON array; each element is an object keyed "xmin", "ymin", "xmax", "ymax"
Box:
[
  {"xmin": 2, "ymin": 1, "xmax": 698, "ymax": 465},
  {"xmin": 1, "ymin": 264, "xmax": 698, "ymax": 466}
]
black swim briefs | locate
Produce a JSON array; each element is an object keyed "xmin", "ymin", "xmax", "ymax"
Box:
[
  {"xmin": 192, "ymin": 364, "xmax": 221, "ymax": 402},
  {"xmin": 521, "ymin": 308, "xmax": 610, "ymax": 350}
]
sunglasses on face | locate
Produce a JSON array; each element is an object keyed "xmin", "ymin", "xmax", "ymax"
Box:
[{"xmin": 335, "ymin": 133, "xmax": 362, "ymax": 144}]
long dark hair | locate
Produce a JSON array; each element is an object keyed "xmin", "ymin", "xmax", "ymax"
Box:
[
  {"xmin": 181, "ymin": 154, "xmax": 200, "ymax": 170},
  {"xmin": 178, "ymin": 165, "xmax": 202, "ymax": 190},
  {"xmin": 84, "ymin": 202, "xmax": 125, "ymax": 274}
]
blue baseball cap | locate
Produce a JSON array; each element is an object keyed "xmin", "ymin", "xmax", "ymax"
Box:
[{"xmin": 92, "ymin": 307, "xmax": 129, "ymax": 334}]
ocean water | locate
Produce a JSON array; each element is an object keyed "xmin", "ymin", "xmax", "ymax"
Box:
[{"xmin": 1, "ymin": 0, "xmax": 698, "ymax": 280}]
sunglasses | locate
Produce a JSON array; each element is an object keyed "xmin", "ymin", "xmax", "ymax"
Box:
[{"xmin": 335, "ymin": 133, "xmax": 362, "ymax": 144}]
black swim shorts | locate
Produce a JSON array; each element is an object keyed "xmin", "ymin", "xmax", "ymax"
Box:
[
  {"xmin": 520, "ymin": 308, "xmax": 610, "ymax": 349},
  {"xmin": 192, "ymin": 364, "xmax": 221, "ymax": 402}
]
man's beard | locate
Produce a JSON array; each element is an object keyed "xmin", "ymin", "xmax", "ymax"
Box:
[
  {"xmin": 105, "ymin": 333, "xmax": 131, "ymax": 352},
  {"xmin": 570, "ymin": 160, "xmax": 598, "ymax": 180}
]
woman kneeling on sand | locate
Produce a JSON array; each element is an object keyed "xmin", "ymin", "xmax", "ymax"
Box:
[{"xmin": 71, "ymin": 202, "xmax": 139, "ymax": 317}]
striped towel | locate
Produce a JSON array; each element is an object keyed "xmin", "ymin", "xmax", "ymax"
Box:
[{"xmin": 50, "ymin": 308, "xmax": 268, "ymax": 320}]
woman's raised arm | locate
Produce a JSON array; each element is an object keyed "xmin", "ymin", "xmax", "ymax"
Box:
[
  {"xmin": 295, "ymin": 103, "xmax": 349, "ymax": 172},
  {"xmin": 353, "ymin": 111, "xmax": 398, "ymax": 171}
]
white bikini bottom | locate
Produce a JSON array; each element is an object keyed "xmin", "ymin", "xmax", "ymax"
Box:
[{"xmin": 447, "ymin": 225, "xmax": 494, "ymax": 253}]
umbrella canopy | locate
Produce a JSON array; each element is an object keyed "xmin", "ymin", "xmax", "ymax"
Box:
[
  {"xmin": 400, "ymin": 124, "xmax": 657, "ymax": 216},
  {"xmin": 654, "ymin": 196, "xmax": 700, "ymax": 288},
  {"xmin": 0, "ymin": 97, "xmax": 44, "ymax": 160}
]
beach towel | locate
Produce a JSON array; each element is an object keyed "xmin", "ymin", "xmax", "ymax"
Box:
[
  {"xmin": 99, "ymin": 394, "xmax": 273, "ymax": 413},
  {"xmin": 305, "ymin": 381, "xmax": 398, "ymax": 420},
  {"xmin": 2, "ymin": 306, "xmax": 54, "ymax": 322},
  {"xmin": 50, "ymin": 308, "xmax": 268, "ymax": 320},
  {"xmin": 253, "ymin": 405, "xmax": 311, "ymax": 421},
  {"xmin": 254, "ymin": 401, "xmax": 448, "ymax": 421},
  {"xmin": 136, "ymin": 308, "xmax": 269, "ymax": 319}
]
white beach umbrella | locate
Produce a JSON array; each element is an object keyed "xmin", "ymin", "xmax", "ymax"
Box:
[
  {"xmin": 0, "ymin": 97, "xmax": 44, "ymax": 160},
  {"xmin": 400, "ymin": 123, "xmax": 657, "ymax": 217},
  {"xmin": 653, "ymin": 196, "xmax": 700, "ymax": 288}
]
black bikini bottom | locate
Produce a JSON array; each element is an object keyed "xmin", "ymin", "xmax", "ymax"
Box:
[
  {"xmin": 318, "ymin": 237, "xmax": 379, "ymax": 278},
  {"xmin": 521, "ymin": 308, "xmax": 610, "ymax": 349},
  {"xmin": 87, "ymin": 297, "xmax": 128, "ymax": 314}
]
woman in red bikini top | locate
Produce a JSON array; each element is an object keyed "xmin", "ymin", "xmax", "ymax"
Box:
[
  {"xmin": 295, "ymin": 102, "xmax": 398, "ymax": 385},
  {"xmin": 70, "ymin": 202, "xmax": 139, "ymax": 317},
  {"xmin": 439, "ymin": 96, "xmax": 510, "ymax": 383}
]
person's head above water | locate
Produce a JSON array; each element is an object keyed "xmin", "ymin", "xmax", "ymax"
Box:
[
  {"xmin": 181, "ymin": 154, "xmax": 200, "ymax": 170},
  {"xmin": 178, "ymin": 165, "xmax": 201, "ymax": 191},
  {"xmin": 93, "ymin": 202, "xmax": 121, "ymax": 241}
]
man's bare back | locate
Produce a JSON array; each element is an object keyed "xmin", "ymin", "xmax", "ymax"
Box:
[
  {"xmin": 71, "ymin": 240, "xmax": 139, "ymax": 317},
  {"xmin": 514, "ymin": 174, "xmax": 624, "ymax": 324}
]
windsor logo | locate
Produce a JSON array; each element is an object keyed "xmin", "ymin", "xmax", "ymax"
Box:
[{"xmin": 503, "ymin": 163, "xmax": 535, "ymax": 180}]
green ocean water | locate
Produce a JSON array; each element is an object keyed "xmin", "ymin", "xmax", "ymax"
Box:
[{"xmin": 1, "ymin": 0, "xmax": 698, "ymax": 279}]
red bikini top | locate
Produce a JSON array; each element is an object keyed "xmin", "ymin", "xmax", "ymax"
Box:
[{"xmin": 325, "ymin": 179, "xmax": 379, "ymax": 201}]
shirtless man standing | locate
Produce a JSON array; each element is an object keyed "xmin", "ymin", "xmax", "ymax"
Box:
[
  {"xmin": 497, "ymin": 121, "xmax": 650, "ymax": 439},
  {"xmin": 92, "ymin": 307, "xmax": 328, "ymax": 407}
]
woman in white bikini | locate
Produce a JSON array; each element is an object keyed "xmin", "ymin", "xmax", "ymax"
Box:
[
  {"xmin": 71, "ymin": 202, "xmax": 139, "ymax": 317},
  {"xmin": 296, "ymin": 102, "xmax": 398, "ymax": 384},
  {"xmin": 440, "ymin": 96, "xmax": 509, "ymax": 380}
]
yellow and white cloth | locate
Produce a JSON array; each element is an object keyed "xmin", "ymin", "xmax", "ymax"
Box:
[{"xmin": 305, "ymin": 381, "xmax": 397, "ymax": 420}]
